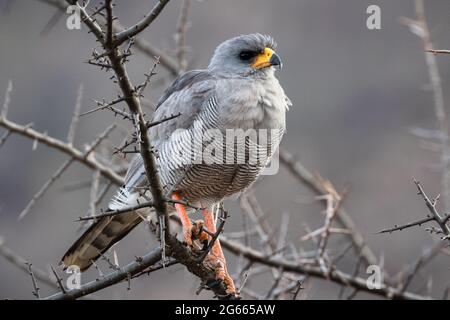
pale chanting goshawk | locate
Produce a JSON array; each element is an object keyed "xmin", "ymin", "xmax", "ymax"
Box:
[{"xmin": 62, "ymin": 34, "xmax": 291, "ymax": 296}]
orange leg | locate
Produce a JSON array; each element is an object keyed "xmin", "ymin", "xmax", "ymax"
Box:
[
  {"xmin": 202, "ymin": 208, "xmax": 236, "ymax": 296},
  {"xmin": 172, "ymin": 193, "xmax": 236, "ymax": 295},
  {"xmin": 172, "ymin": 192, "xmax": 194, "ymax": 247}
]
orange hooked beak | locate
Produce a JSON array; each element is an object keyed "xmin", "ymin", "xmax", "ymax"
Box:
[{"xmin": 251, "ymin": 47, "xmax": 282, "ymax": 70}]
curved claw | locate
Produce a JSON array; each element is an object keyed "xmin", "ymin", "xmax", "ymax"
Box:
[{"xmin": 191, "ymin": 220, "xmax": 209, "ymax": 250}]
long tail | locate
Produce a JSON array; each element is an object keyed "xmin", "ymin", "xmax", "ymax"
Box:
[{"xmin": 61, "ymin": 212, "xmax": 142, "ymax": 272}]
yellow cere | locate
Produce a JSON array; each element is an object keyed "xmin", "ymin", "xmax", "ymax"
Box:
[{"xmin": 252, "ymin": 47, "xmax": 275, "ymax": 69}]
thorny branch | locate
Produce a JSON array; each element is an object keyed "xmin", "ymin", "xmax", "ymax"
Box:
[
  {"xmin": 50, "ymin": 0, "xmax": 233, "ymax": 299},
  {"xmin": 219, "ymin": 237, "xmax": 431, "ymax": 300},
  {"xmin": 400, "ymin": 0, "xmax": 450, "ymax": 211},
  {"xmin": 175, "ymin": 0, "xmax": 191, "ymax": 72},
  {"xmin": 1, "ymin": 0, "xmax": 448, "ymax": 300},
  {"xmin": 279, "ymin": 148, "xmax": 379, "ymax": 269},
  {"xmin": 0, "ymin": 115, "xmax": 123, "ymax": 185},
  {"xmin": 378, "ymin": 179, "xmax": 450, "ymax": 241}
]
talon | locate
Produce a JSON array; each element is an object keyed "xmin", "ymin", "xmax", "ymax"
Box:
[
  {"xmin": 183, "ymin": 228, "xmax": 193, "ymax": 247},
  {"xmin": 191, "ymin": 220, "xmax": 204, "ymax": 239},
  {"xmin": 201, "ymin": 239, "xmax": 208, "ymax": 251},
  {"xmin": 193, "ymin": 220, "xmax": 209, "ymax": 243},
  {"xmin": 201, "ymin": 207, "xmax": 236, "ymax": 296}
]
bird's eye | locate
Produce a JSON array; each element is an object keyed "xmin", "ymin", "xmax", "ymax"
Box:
[{"xmin": 239, "ymin": 50, "xmax": 257, "ymax": 61}]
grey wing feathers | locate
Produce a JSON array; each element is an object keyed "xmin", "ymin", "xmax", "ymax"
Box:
[
  {"xmin": 155, "ymin": 69, "xmax": 214, "ymax": 110},
  {"xmin": 118, "ymin": 70, "xmax": 216, "ymax": 194},
  {"xmin": 62, "ymin": 70, "xmax": 216, "ymax": 272},
  {"xmin": 149, "ymin": 70, "xmax": 216, "ymax": 146},
  {"xmin": 114, "ymin": 69, "xmax": 216, "ymax": 203}
]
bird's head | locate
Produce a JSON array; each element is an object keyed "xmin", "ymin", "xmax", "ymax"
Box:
[{"xmin": 208, "ymin": 34, "xmax": 282, "ymax": 77}]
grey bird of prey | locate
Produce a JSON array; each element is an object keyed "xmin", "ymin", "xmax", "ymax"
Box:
[{"xmin": 62, "ymin": 34, "xmax": 291, "ymax": 295}]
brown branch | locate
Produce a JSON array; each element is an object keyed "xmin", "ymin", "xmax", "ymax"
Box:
[
  {"xmin": 316, "ymin": 181, "xmax": 347, "ymax": 260},
  {"xmin": 67, "ymin": 1, "xmax": 235, "ymax": 298},
  {"xmin": 0, "ymin": 238, "xmax": 57, "ymax": 289},
  {"xmin": 0, "ymin": 116, "xmax": 123, "ymax": 185},
  {"xmin": 17, "ymin": 124, "xmax": 117, "ymax": 220},
  {"xmin": 26, "ymin": 262, "xmax": 41, "ymax": 299},
  {"xmin": 50, "ymin": 265, "xmax": 67, "ymax": 294},
  {"xmin": 414, "ymin": 179, "xmax": 450, "ymax": 236},
  {"xmin": 37, "ymin": 0, "xmax": 180, "ymax": 76},
  {"xmin": 0, "ymin": 130, "xmax": 12, "ymax": 149},
  {"xmin": 80, "ymin": 97, "xmax": 126, "ymax": 117},
  {"xmin": 175, "ymin": 0, "xmax": 191, "ymax": 72},
  {"xmin": 105, "ymin": 0, "xmax": 114, "ymax": 48},
  {"xmin": 219, "ymin": 236, "xmax": 431, "ymax": 300},
  {"xmin": 426, "ymin": 49, "xmax": 450, "ymax": 55},
  {"xmin": 18, "ymin": 158, "xmax": 74, "ymax": 220},
  {"xmin": 377, "ymin": 216, "xmax": 434, "ymax": 234},
  {"xmin": 197, "ymin": 204, "xmax": 228, "ymax": 262},
  {"xmin": 114, "ymin": 0, "xmax": 171, "ymax": 47},
  {"xmin": 401, "ymin": 0, "xmax": 450, "ymax": 211},
  {"xmin": 398, "ymin": 241, "xmax": 445, "ymax": 293},
  {"xmin": 45, "ymin": 248, "xmax": 163, "ymax": 300},
  {"xmin": 133, "ymin": 35, "xmax": 179, "ymax": 76},
  {"xmin": 279, "ymin": 148, "xmax": 379, "ymax": 268},
  {"xmin": 66, "ymin": 83, "xmax": 83, "ymax": 146},
  {"xmin": 76, "ymin": 200, "xmax": 155, "ymax": 221},
  {"xmin": 88, "ymin": 170, "xmax": 101, "ymax": 220},
  {"xmin": 1, "ymin": 80, "xmax": 12, "ymax": 119}
]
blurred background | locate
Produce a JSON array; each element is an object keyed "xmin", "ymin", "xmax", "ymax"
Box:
[{"xmin": 1, "ymin": 0, "xmax": 450, "ymax": 299}]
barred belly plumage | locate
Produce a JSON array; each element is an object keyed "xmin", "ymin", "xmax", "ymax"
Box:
[
  {"xmin": 166, "ymin": 164, "xmax": 261, "ymax": 202},
  {"xmin": 157, "ymin": 95, "xmax": 284, "ymax": 204}
]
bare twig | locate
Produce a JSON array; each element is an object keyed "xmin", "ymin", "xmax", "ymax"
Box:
[
  {"xmin": 131, "ymin": 258, "xmax": 178, "ymax": 279},
  {"xmin": 279, "ymin": 148, "xmax": 379, "ymax": 268},
  {"xmin": 0, "ymin": 116, "xmax": 123, "ymax": 185},
  {"xmin": 316, "ymin": 181, "xmax": 347, "ymax": 260},
  {"xmin": 401, "ymin": 0, "xmax": 450, "ymax": 210},
  {"xmin": 1, "ymin": 80, "xmax": 12, "ymax": 119},
  {"xmin": 377, "ymin": 216, "xmax": 435, "ymax": 234},
  {"xmin": 80, "ymin": 97, "xmax": 126, "ymax": 117},
  {"xmin": 89, "ymin": 170, "xmax": 101, "ymax": 219},
  {"xmin": 398, "ymin": 241, "xmax": 445, "ymax": 293},
  {"xmin": 197, "ymin": 205, "xmax": 228, "ymax": 262},
  {"xmin": 50, "ymin": 265, "xmax": 67, "ymax": 294},
  {"xmin": 105, "ymin": 0, "xmax": 114, "ymax": 48},
  {"xmin": 38, "ymin": 0, "xmax": 180, "ymax": 75},
  {"xmin": 26, "ymin": 262, "xmax": 41, "ymax": 299},
  {"xmin": 414, "ymin": 179, "xmax": 450, "ymax": 237},
  {"xmin": 76, "ymin": 200, "xmax": 155, "ymax": 221},
  {"xmin": 0, "ymin": 130, "xmax": 11, "ymax": 149},
  {"xmin": 0, "ymin": 238, "xmax": 57, "ymax": 289},
  {"xmin": 67, "ymin": 83, "xmax": 83, "ymax": 146},
  {"xmin": 18, "ymin": 124, "xmax": 117, "ymax": 220},
  {"xmin": 114, "ymin": 0, "xmax": 171, "ymax": 46},
  {"xmin": 426, "ymin": 49, "xmax": 450, "ymax": 55},
  {"xmin": 45, "ymin": 248, "xmax": 163, "ymax": 300},
  {"xmin": 175, "ymin": 0, "xmax": 191, "ymax": 72},
  {"xmin": 220, "ymin": 237, "xmax": 431, "ymax": 300},
  {"xmin": 18, "ymin": 158, "xmax": 74, "ymax": 220}
]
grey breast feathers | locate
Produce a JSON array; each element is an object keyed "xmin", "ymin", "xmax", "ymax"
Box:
[
  {"xmin": 113, "ymin": 69, "xmax": 288, "ymax": 206},
  {"xmin": 109, "ymin": 70, "xmax": 217, "ymax": 209}
]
